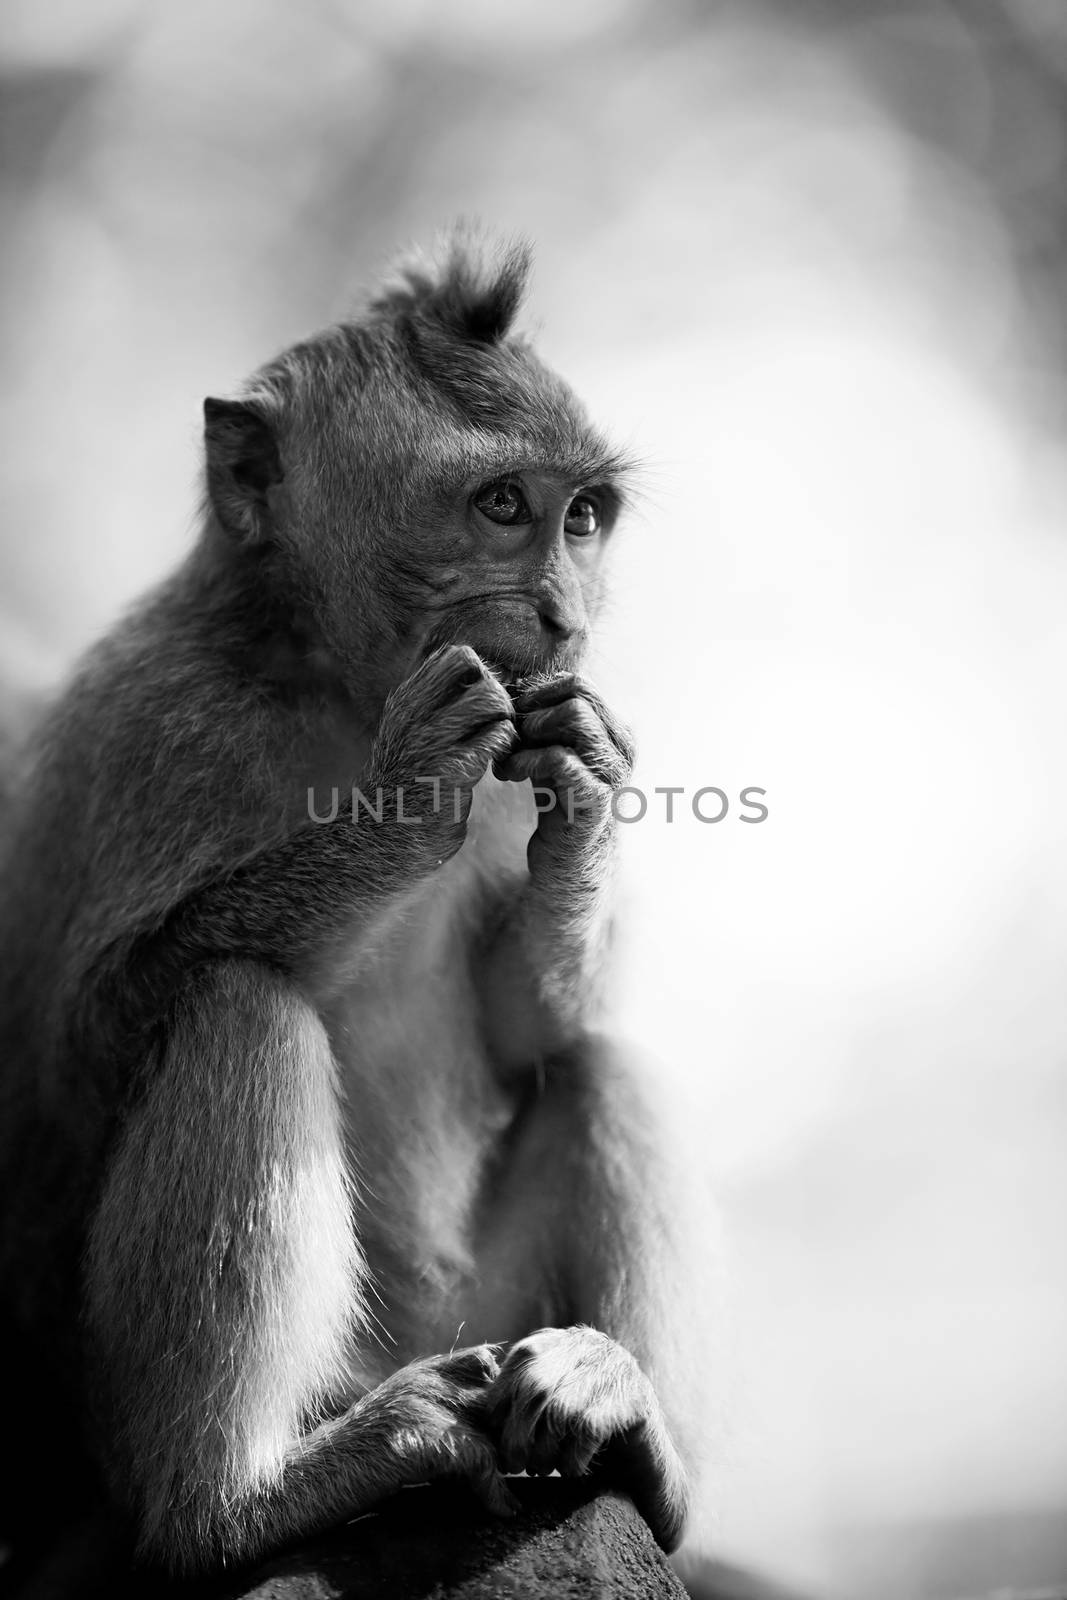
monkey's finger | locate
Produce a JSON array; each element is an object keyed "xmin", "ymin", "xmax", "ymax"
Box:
[
  {"xmin": 410, "ymin": 643, "xmax": 506, "ymax": 712},
  {"xmin": 494, "ymin": 745, "xmax": 605, "ymax": 807},
  {"xmin": 434, "ymin": 683, "xmax": 517, "ymax": 775},
  {"xmin": 491, "ymin": 749, "xmax": 523, "ymax": 781},
  {"xmin": 511, "ymin": 672, "xmax": 607, "ymax": 722},
  {"xmin": 516, "ymin": 699, "xmax": 628, "ymax": 786},
  {"xmin": 373, "ymin": 649, "xmax": 509, "ymax": 785},
  {"xmin": 525, "ymin": 1399, "xmax": 573, "ymax": 1474},
  {"xmin": 499, "ymin": 1395, "xmax": 550, "ymax": 1475},
  {"xmin": 435, "ymin": 672, "xmax": 514, "ymax": 732},
  {"xmin": 557, "ymin": 1428, "xmax": 602, "ymax": 1478},
  {"xmin": 453, "ymin": 1436, "xmax": 521, "ymax": 1518},
  {"xmin": 512, "ymin": 674, "xmax": 633, "ymax": 765},
  {"xmin": 510, "ymin": 671, "xmax": 585, "ymax": 711},
  {"xmin": 471, "ymin": 1466, "xmax": 521, "ymax": 1519},
  {"xmin": 464, "ymin": 713, "xmax": 520, "ymax": 768},
  {"xmin": 497, "ymin": 1432, "xmax": 529, "ymax": 1477},
  {"xmin": 439, "ymin": 732, "xmax": 516, "ymax": 795},
  {"xmin": 439, "ymin": 1343, "xmax": 503, "ymax": 1387}
]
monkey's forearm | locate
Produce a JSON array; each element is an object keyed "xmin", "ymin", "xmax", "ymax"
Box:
[
  {"xmin": 481, "ymin": 672, "xmax": 632, "ymax": 1069},
  {"xmin": 127, "ymin": 1366, "xmax": 507, "ymax": 1575},
  {"xmin": 78, "ymin": 644, "xmax": 513, "ymax": 1077},
  {"xmin": 86, "ymin": 958, "xmax": 513, "ymax": 1576},
  {"xmin": 480, "ymin": 836, "xmax": 616, "ymax": 1068}
]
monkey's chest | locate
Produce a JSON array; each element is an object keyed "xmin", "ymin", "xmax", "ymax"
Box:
[{"xmin": 324, "ymin": 778, "xmax": 534, "ymax": 1362}]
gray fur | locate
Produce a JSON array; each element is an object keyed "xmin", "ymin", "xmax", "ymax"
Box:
[{"xmin": 0, "ymin": 234, "xmax": 712, "ymax": 1579}]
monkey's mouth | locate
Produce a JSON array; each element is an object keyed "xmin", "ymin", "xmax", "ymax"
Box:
[
  {"xmin": 476, "ymin": 650, "xmax": 579, "ymax": 700},
  {"xmin": 420, "ymin": 602, "xmax": 586, "ymax": 690},
  {"xmin": 484, "ymin": 663, "xmax": 542, "ymax": 698}
]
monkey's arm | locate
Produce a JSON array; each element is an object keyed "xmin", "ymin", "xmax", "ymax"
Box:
[
  {"xmin": 80, "ymin": 647, "xmax": 520, "ymax": 1573},
  {"xmin": 86, "ymin": 959, "xmax": 516, "ymax": 1575},
  {"xmin": 481, "ymin": 675, "xmax": 632, "ymax": 1068},
  {"xmin": 80, "ymin": 645, "xmax": 515, "ymax": 1068},
  {"xmin": 470, "ymin": 1034, "xmax": 717, "ymax": 1554}
]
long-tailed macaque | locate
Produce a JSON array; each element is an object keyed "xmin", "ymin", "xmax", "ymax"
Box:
[{"xmin": 0, "ymin": 237, "xmax": 713, "ymax": 1580}]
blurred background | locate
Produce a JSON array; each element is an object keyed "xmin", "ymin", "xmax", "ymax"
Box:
[{"xmin": 2, "ymin": 1, "xmax": 1066, "ymax": 1595}]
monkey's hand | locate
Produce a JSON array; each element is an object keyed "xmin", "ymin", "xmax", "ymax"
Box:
[
  {"xmin": 480, "ymin": 675, "xmax": 631, "ymax": 1063},
  {"xmin": 350, "ymin": 1343, "xmax": 518, "ymax": 1516},
  {"xmin": 495, "ymin": 673, "xmax": 634, "ymax": 875},
  {"xmin": 484, "ymin": 1325, "xmax": 689, "ymax": 1552},
  {"xmin": 366, "ymin": 644, "xmax": 516, "ymax": 866}
]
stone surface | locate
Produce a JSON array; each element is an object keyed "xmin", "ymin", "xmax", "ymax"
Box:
[
  {"xmin": 207, "ymin": 1480, "xmax": 687, "ymax": 1600},
  {"xmin": 2, "ymin": 1479, "xmax": 813, "ymax": 1598}
]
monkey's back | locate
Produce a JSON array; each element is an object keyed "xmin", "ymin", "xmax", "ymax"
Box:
[{"xmin": 0, "ymin": 554, "xmax": 355, "ymax": 1343}]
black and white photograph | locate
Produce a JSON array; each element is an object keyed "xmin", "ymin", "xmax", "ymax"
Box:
[{"xmin": 1, "ymin": 3, "xmax": 1065, "ymax": 1597}]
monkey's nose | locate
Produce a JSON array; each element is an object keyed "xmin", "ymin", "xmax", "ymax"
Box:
[{"xmin": 538, "ymin": 603, "xmax": 582, "ymax": 643}]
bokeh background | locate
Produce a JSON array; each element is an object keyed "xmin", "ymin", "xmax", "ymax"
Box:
[{"xmin": 2, "ymin": 2, "xmax": 1066, "ymax": 1595}]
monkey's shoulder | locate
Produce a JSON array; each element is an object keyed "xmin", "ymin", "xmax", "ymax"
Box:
[{"xmin": 0, "ymin": 595, "xmax": 362, "ymax": 966}]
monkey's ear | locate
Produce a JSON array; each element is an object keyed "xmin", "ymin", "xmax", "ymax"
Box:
[{"xmin": 203, "ymin": 397, "xmax": 283, "ymax": 542}]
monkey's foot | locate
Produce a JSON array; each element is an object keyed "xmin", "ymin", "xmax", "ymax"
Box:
[{"xmin": 483, "ymin": 1325, "xmax": 689, "ymax": 1552}]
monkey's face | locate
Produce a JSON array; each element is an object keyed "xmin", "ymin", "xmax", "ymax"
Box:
[
  {"xmin": 271, "ymin": 332, "xmax": 631, "ymax": 704},
  {"xmin": 202, "ymin": 247, "xmax": 632, "ymax": 709},
  {"xmin": 400, "ymin": 463, "xmax": 623, "ymax": 691}
]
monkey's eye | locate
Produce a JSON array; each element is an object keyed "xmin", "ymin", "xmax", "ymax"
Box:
[
  {"xmin": 473, "ymin": 479, "xmax": 532, "ymax": 526},
  {"xmin": 564, "ymin": 494, "xmax": 602, "ymax": 538}
]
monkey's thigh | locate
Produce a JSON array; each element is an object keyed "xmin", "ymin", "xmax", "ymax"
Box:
[{"xmin": 474, "ymin": 1034, "xmax": 693, "ymax": 1345}]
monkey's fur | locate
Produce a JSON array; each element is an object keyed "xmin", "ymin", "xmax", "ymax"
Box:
[{"xmin": 0, "ymin": 237, "xmax": 713, "ymax": 1580}]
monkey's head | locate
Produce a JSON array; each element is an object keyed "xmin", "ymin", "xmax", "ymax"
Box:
[{"xmin": 202, "ymin": 235, "xmax": 632, "ymax": 705}]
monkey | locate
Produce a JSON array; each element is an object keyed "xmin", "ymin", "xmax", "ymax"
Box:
[{"xmin": 0, "ymin": 235, "xmax": 716, "ymax": 1583}]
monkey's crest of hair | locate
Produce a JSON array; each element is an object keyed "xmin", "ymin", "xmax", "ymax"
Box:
[{"xmin": 368, "ymin": 232, "xmax": 532, "ymax": 346}]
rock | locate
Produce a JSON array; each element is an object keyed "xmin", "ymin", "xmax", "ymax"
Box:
[{"xmin": 208, "ymin": 1479, "xmax": 687, "ymax": 1600}]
